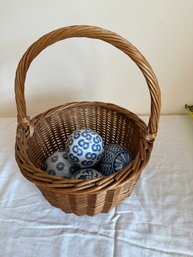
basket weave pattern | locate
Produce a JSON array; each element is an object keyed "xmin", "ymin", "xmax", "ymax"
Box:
[{"xmin": 15, "ymin": 26, "xmax": 161, "ymax": 216}]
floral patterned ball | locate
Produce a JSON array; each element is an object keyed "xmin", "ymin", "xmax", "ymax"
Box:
[
  {"xmin": 98, "ymin": 144, "xmax": 133, "ymax": 176},
  {"xmin": 71, "ymin": 168, "xmax": 103, "ymax": 180},
  {"xmin": 44, "ymin": 150, "xmax": 80, "ymax": 178},
  {"xmin": 65, "ymin": 128, "xmax": 104, "ymax": 168}
]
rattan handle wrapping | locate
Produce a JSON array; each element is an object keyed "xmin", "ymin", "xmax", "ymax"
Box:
[{"xmin": 15, "ymin": 25, "xmax": 161, "ymax": 139}]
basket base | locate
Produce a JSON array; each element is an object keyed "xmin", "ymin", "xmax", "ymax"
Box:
[{"xmin": 37, "ymin": 174, "xmax": 140, "ymax": 216}]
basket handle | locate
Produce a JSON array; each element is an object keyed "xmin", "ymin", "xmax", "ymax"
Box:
[{"xmin": 15, "ymin": 25, "xmax": 161, "ymax": 141}]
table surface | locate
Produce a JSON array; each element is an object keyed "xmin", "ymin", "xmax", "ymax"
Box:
[{"xmin": 0, "ymin": 115, "xmax": 193, "ymax": 257}]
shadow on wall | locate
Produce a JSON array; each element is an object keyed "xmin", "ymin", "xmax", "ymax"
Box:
[{"xmin": 8, "ymin": 83, "xmax": 99, "ymax": 119}]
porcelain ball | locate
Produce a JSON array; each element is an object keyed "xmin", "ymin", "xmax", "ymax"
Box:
[
  {"xmin": 44, "ymin": 150, "xmax": 80, "ymax": 178},
  {"xmin": 98, "ymin": 144, "xmax": 133, "ymax": 176},
  {"xmin": 71, "ymin": 168, "xmax": 103, "ymax": 180},
  {"xmin": 65, "ymin": 128, "xmax": 104, "ymax": 168}
]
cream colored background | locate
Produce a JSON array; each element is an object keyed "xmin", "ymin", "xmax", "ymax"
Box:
[{"xmin": 0, "ymin": 0, "xmax": 193, "ymax": 118}]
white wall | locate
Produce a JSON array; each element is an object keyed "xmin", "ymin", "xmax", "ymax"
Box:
[{"xmin": 1, "ymin": 0, "xmax": 193, "ymax": 118}]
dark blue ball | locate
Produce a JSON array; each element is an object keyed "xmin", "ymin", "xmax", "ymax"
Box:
[{"xmin": 98, "ymin": 144, "xmax": 133, "ymax": 176}]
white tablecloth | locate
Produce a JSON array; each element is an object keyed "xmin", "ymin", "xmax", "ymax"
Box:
[{"xmin": 0, "ymin": 115, "xmax": 193, "ymax": 257}]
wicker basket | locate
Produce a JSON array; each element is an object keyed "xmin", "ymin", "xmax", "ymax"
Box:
[{"xmin": 15, "ymin": 25, "xmax": 161, "ymax": 216}]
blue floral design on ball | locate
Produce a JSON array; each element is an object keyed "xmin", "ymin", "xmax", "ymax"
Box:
[
  {"xmin": 48, "ymin": 169, "xmax": 56, "ymax": 175},
  {"xmin": 69, "ymin": 153, "xmax": 79, "ymax": 163},
  {"xmin": 81, "ymin": 131, "xmax": 92, "ymax": 140},
  {"xmin": 85, "ymin": 152, "xmax": 97, "ymax": 160},
  {"xmin": 51, "ymin": 155, "xmax": 59, "ymax": 163},
  {"xmin": 93, "ymin": 136, "xmax": 101, "ymax": 144},
  {"xmin": 71, "ymin": 168, "xmax": 103, "ymax": 180},
  {"xmin": 68, "ymin": 138, "xmax": 73, "ymax": 146},
  {"xmin": 56, "ymin": 162, "xmax": 65, "ymax": 171},
  {"xmin": 74, "ymin": 131, "xmax": 81, "ymax": 139},
  {"xmin": 72, "ymin": 145, "xmax": 83, "ymax": 156},
  {"xmin": 78, "ymin": 139, "xmax": 89, "ymax": 149},
  {"xmin": 92, "ymin": 144, "xmax": 101, "ymax": 152},
  {"xmin": 85, "ymin": 129, "xmax": 95, "ymax": 135},
  {"xmin": 81, "ymin": 160, "xmax": 93, "ymax": 166}
]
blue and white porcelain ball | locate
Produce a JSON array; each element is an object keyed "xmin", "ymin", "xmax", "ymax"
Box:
[
  {"xmin": 44, "ymin": 150, "xmax": 80, "ymax": 178},
  {"xmin": 98, "ymin": 144, "xmax": 133, "ymax": 176},
  {"xmin": 65, "ymin": 128, "xmax": 104, "ymax": 168},
  {"xmin": 71, "ymin": 168, "xmax": 103, "ymax": 180}
]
